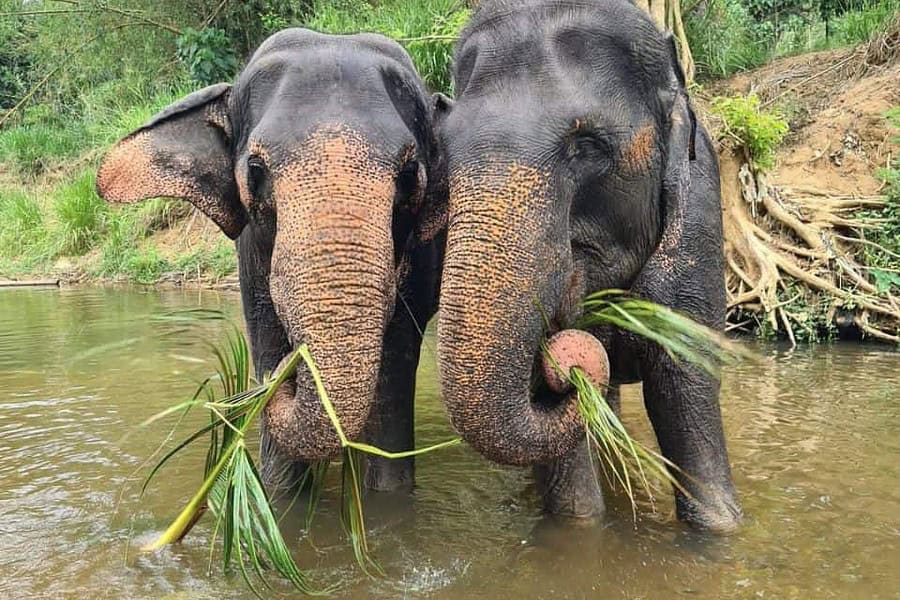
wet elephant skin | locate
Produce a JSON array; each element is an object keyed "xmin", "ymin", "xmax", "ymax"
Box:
[{"xmin": 434, "ymin": 0, "xmax": 741, "ymax": 532}]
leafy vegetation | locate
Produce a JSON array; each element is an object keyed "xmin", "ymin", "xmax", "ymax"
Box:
[
  {"xmin": 140, "ymin": 312, "xmax": 460, "ymax": 595},
  {"xmin": 687, "ymin": 0, "xmax": 899, "ymax": 78},
  {"xmin": 862, "ymin": 107, "xmax": 900, "ymax": 293},
  {"xmin": 305, "ymin": 0, "xmax": 468, "ymax": 92},
  {"xmin": 0, "ymin": 0, "xmax": 895, "ymax": 284},
  {"xmin": 711, "ymin": 94, "xmax": 790, "ymax": 171},
  {"xmin": 176, "ymin": 27, "xmax": 240, "ymax": 86}
]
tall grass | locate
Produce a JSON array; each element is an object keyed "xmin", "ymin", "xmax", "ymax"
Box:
[
  {"xmin": 51, "ymin": 170, "xmax": 108, "ymax": 256},
  {"xmin": 0, "ymin": 191, "xmax": 45, "ymax": 255}
]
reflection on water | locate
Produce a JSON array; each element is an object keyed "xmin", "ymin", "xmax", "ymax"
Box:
[{"xmin": 1, "ymin": 287, "xmax": 898, "ymax": 599}]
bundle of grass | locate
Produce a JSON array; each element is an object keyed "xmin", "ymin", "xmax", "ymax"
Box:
[
  {"xmin": 544, "ymin": 290, "xmax": 751, "ymax": 518},
  {"xmin": 139, "ymin": 315, "xmax": 459, "ymax": 596}
]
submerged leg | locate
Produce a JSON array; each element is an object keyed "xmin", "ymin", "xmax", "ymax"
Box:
[
  {"xmin": 642, "ymin": 357, "xmax": 741, "ymax": 532},
  {"xmin": 534, "ymin": 438, "xmax": 605, "ymax": 519},
  {"xmin": 364, "ymin": 307, "xmax": 422, "ymax": 493}
]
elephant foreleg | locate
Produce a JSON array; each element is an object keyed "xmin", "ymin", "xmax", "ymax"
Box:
[
  {"xmin": 642, "ymin": 355, "xmax": 742, "ymax": 532},
  {"xmin": 364, "ymin": 308, "xmax": 422, "ymax": 492},
  {"xmin": 237, "ymin": 225, "xmax": 309, "ymax": 494},
  {"xmin": 533, "ymin": 438, "xmax": 605, "ymax": 519}
]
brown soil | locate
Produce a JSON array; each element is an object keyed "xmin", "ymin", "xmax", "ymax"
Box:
[{"xmin": 711, "ymin": 28, "xmax": 900, "ymax": 343}]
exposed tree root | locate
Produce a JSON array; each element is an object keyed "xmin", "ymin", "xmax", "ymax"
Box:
[{"xmin": 721, "ymin": 153, "xmax": 900, "ymax": 344}]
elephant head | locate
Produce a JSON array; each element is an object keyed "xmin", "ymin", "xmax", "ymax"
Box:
[
  {"xmin": 435, "ymin": 1, "xmax": 700, "ymax": 466},
  {"xmin": 97, "ymin": 29, "xmax": 446, "ymax": 462}
]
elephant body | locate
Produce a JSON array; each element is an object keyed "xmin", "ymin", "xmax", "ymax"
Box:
[
  {"xmin": 434, "ymin": 0, "xmax": 741, "ymax": 531},
  {"xmin": 97, "ymin": 29, "xmax": 447, "ymax": 493}
]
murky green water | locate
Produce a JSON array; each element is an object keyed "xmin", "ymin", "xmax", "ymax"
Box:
[{"xmin": 1, "ymin": 287, "xmax": 898, "ymax": 599}]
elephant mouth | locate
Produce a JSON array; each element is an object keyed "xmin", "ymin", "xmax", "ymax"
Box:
[
  {"xmin": 533, "ymin": 329, "xmax": 610, "ymax": 407},
  {"xmin": 263, "ymin": 339, "xmax": 379, "ymax": 462}
]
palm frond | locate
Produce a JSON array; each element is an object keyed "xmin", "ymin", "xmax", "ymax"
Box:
[
  {"xmin": 544, "ymin": 290, "xmax": 753, "ymax": 520},
  {"xmin": 139, "ymin": 313, "xmax": 460, "ymax": 595},
  {"xmin": 577, "ymin": 289, "xmax": 753, "ymax": 375}
]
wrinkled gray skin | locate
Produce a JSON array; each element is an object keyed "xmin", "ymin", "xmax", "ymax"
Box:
[
  {"xmin": 96, "ymin": 29, "xmax": 447, "ymax": 493},
  {"xmin": 434, "ymin": 0, "xmax": 741, "ymax": 531}
]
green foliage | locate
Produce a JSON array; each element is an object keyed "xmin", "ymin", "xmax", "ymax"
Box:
[
  {"xmin": 861, "ymin": 107, "xmax": 900, "ymax": 291},
  {"xmin": 306, "ymin": 0, "xmax": 469, "ymax": 93},
  {"xmin": 688, "ymin": 0, "xmax": 899, "ymax": 79},
  {"xmin": 174, "ymin": 241, "xmax": 238, "ymax": 281},
  {"xmin": 711, "ymin": 94, "xmax": 790, "ymax": 171},
  {"xmin": 0, "ymin": 191, "xmax": 44, "ymax": 255},
  {"xmin": 687, "ymin": 0, "xmax": 769, "ymax": 77},
  {"xmin": 0, "ymin": 13, "xmax": 32, "ymax": 110},
  {"xmin": 404, "ymin": 9, "xmax": 471, "ymax": 94},
  {"xmin": 0, "ymin": 121, "xmax": 90, "ymax": 177},
  {"xmin": 176, "ymin": 28, "xmax": 239, "ymax": 86},
  {"xmin": 122, "ymin": 245, "xmax": 169, "ymax": 285},
  {"xmin": 52, "ymin": 171, "xmax": 108, "ymax": 256},
  {"xmin": 206, "ymin": 0, "xmax": 310, "ymax": 56}
]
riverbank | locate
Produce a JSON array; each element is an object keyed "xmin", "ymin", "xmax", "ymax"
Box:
[{"xmin": 1, "ymin": 11, "xmax": 898, "ymax": 340}]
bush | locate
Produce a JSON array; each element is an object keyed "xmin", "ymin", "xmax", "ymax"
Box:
[
  {"xmin": 176, "ymin": 27, "xmax": 239, "ymax": 86},
  {"xmin": 52, "ymin": 170, "xmax": 108, "ymax": 256},
  {"xmin": 863, "ymin": 107, "xmax": 900, "ymax": 292},
  {"xmin": 711, "ymin": 94, "xmax": 790, "ymax": 171}
]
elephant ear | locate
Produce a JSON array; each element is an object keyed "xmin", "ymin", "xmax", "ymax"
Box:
[
  {"xmin": 96, "ymin": 83, "xmax": 247, "ymax": 239},
  {"xmin": 656, "ymin": 35, "xmax": 697, "ymax": 257},
  {"xmin": 415, "ymin": 92, "xmax": 453, "ymax": 243},
  {"xmin": 379, "ymin": 64, "xmax": 451, "ymax": 243}
]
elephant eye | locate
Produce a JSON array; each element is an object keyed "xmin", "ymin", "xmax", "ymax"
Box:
[
  {"xmin": 247, "ymin": 156, "xmax": 268, "ymax": 201},
  {"xmin": 569, "ymin": 132, "xmax": 614, "ymax": 176}
]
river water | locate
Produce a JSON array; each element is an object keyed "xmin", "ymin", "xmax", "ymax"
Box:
[{"xmin": 1, "ymin": 287, "xmax": 898, "ymax": 599}]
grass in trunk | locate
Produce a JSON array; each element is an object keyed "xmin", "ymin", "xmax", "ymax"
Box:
[
  {"xmin": 139, "ymin": 314, "xmax": 459, "ymax": 596},
  {"xmin": 547, "ymin": 290, "xmax": 752, "ymax": 518}
]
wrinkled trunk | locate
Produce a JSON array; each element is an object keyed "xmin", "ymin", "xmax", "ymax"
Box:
[
  {"xmin": 263, "ymin": 132, "xmax": 396, "ymax": 461},
  {"xmin": 437, "ymin": 164, "xmax": 587, "ymax": 466}
]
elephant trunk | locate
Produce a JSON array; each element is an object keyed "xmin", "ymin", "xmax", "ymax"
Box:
[
  {"xmin": 263, "ymin": 130, "xmax": 396, "ymax": 461},
  {"xmin": 437, "ymin": 163, "xmax": 595, "ymax": 466}
]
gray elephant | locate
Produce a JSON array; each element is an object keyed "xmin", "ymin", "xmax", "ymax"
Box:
[
  {"xmin": 96, "ymin": 29, "xmax": 447, "ymax": 493},
  {"xmin": 432, "ymin": 0, "xmax": 741, "ymax": 532}
]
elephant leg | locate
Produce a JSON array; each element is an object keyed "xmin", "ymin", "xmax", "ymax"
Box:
[
  {"xmin": 236, "ymin": 227, "xmax": 309, "ymax": 494},
  {"xmin": 364, "ymin": 307, "xmax": 422, "ymax": 492},
  {"xmin": 642, "ymin": 355, "xmax": 741, "ymax": 532},
  {"xmin": 533, "ymin": 438, "xmax": 605, "ymax": 519}
]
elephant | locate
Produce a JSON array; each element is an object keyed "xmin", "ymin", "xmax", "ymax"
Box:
[
  {"xmin": 96, "ymin": 29, "xmax": 448, "ymax": 493},
  {"xmin": 432, "ymin": 0, "xmax": 742, "ymax": 532}
]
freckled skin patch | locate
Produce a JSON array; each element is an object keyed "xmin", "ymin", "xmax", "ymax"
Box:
[
  {"xmin": 95, "ymin": 87, "xmax": 244, "ymax": 238},
  {"xmin": 96, "ymin": 129, "xmax": 243, "ymax": 237},
  {"xmin": 437, "ymin": 163, "xmax": 588, "ymax": 466},
  {"xmin": 263, "ymin": 126, "xmax": 397, "ymax": 461},
  {"xmin": 619, "ymin": 123, "xmax": 656, "ymax": 176}
]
